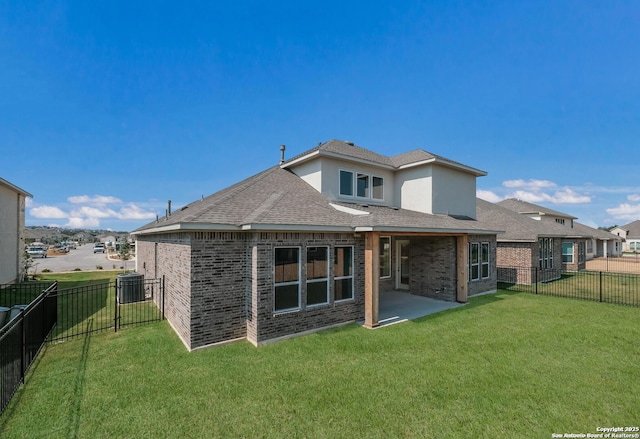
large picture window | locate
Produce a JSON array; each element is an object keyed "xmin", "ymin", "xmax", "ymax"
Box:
[
  {"xmin": 274, "ymin": 247, "xmax": 300, "ymax": 312},
  {"xmin": 307, "ymin": 247, "xmax": 329, "ymax": 306},
  {"xmin": 562, "ymin": 242, "xmax": 574, "ymax": 264},
  {"xmin": 339, "ymin": 170, "xmax": 353, "ymax": 196},
  {"xmin": 334, "ymin": 246, "xmax": 354, "ymax": 301},
  {"xmin": 380, "ymin": 236, "xmax": 391, "ymax": 278}
]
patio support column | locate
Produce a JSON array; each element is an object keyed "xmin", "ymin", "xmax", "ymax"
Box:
[
  {"xmin": 456, "ymin": 235, "xmax": 468, "ymax": 303},
  {"xmin": 364, "ymin": 231, "xmax": 380, "ymax": 328}
]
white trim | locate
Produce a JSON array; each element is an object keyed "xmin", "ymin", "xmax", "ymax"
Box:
[
  {"xmin": 334, "ymin": 245, "xmax": 354, "ymax": 301},
  {"xmin": 131, "ymin": 223, "xmax": 240, "ymax": 235},
  {"xmin": 397, "ymin": 158, "xmax": 487, "ymax": 176},
  {"xmin": 354, "ymin": 225, "xmax": 499, "ymax": 234},
  {"xmin": 241, "ymin": 224, "xmax": 354, "ymax": 232},
  {"xmin": 329, "ymin": 203, "xmax": 370, "ymax": 216},
  {"xmin": 396, "ymin": 239, "xmax": 410, "ymax": 290},
  {"xmin": 380, "ymin": 236, "xmax": 392, "ymax": 279},
  {"xmin": 280, "ymin": 149, "xmax": 321, "ymax": 168},
  {"xmin": 339, "ymin": 168, "xmax": 355, "ymax": 197}
]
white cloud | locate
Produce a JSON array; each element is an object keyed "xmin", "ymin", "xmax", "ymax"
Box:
[
  {"xmin": 30, "ymin": 206, "xmax": 68, "ymax": 219},
  {"xmin": 503, "ymin": 179, "xmax": 557, "ymax": 189},
  {"xmin": 66, "ymin": 217, "xmax": 101, "ymax": 228},
  {"xmin": 606, "ymin": 203, "xmax": 640, "ymax": 221},
  {"xmin": 552, "ymin": 188, "xmax": 591, "ymax": 204},
  {"xmin": 116, "ymin": 203, "xmax": 157, "ymax": 220},
  {"xmin": 628, "ymin": 194, "xmax": 640, "ymax": 202},
  {"xmin": 70, "ymin": 206, "xmax": 118, "ymax": 219},
  {"xmin": 476, "ymin": 190, "xmax": 503, "ymax": 203},
  {"xmin": 68, "ymin": 195, "xmax": 122, "ymax": 205},
  {"xmin": 25, "ymin": 198, "xmax": 33, "ymax": 208}
]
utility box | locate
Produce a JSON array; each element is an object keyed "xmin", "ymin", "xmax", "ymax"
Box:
[
  {"xmin": 117, "ymin": 273, "xmax": 145, "ymax": 304},
  {"xmin": 0, "ymin": 306, "xmax": 10, "ymax": 329}
]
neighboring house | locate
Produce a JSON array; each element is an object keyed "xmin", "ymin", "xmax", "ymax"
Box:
[
  {"xmin": 611, "ymin": 220, "xmax": 640, "ymax": 253},
  {"xmin": 496, "ymin": 198, "xmax": 621, "ymax": 271},
  {"xmin": 133, "ymin": 140, "xmax": 500, "ymax": 350},
  {"xmin": 0, "ymin": 177, "xmax": 32, "ymax": 284},
  {"xmin": 476, "ymin": 198, "xmax": 568, "ymax": 283}
]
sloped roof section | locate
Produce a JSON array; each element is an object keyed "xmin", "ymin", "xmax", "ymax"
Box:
[
  {"xmin": 572, "ymin": 222, "xmax": 622, "ymax": 241},
  {"xmin": 134, "ymin": 164, "xmax": 500, "ymax": 235},
  {"xmin": 477, "ymin": 198, "xmax": 570, "ymax": 242},
  {"xmin": 497, "ymin": 198, "xmax": 577, "ymax": 220},
  {"xmin": 282, "ymin": 139, "xmax": 486, "ymax": 175},
  {"xmin": 620, "ymin": 220, "xmax": 640, "ymax": 239},
  {"xmin": 0, "ymin": 177, "xmax": 32, "ymax": 197}
]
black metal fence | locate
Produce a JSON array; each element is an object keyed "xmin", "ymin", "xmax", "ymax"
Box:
[
  {"xmin": 49, "ymin": 276, "xmax": 164, "ymax": 342},
  {"xmin": 0, "ymin": 276, "xmax": 164, "ymax": 417},
  {"xmin": 0, "ymin": 282, "xmax": 57, "ymax": 416},
  {"xmin": 498, "ymin": 266, "xmax": 640, "ymax": 307}
]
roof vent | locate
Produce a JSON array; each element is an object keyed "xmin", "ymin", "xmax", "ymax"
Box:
[
  {"xmin": 345, "ymin": 140, "xmax": 355, "ymax": 146},
  {"xmin": 279, "ymin": 144, "xmax": 286, "ymax": 164}
]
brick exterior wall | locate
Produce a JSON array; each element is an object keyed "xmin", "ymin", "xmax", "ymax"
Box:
[
  {"xmin": 137, "ymin": 234, "xmax": 192, "ymax": 348},
  {"xmin": 496, "ymin": 239, "xmax": 563, "ymax": 285},
  {"xmin": 247, "ymin": 232, "xmax": 364, "ymax": 346},
  {"xmin": 136, "ymin": 229, "xmax": 498, "ymax": 349},
  {"xmin": 468, "ymin": 235, "xmax": 498, "ymax": 297}
]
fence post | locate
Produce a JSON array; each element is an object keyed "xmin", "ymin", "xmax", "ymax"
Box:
[
  {"xmin": 599, "ymin": 271, "xmax": 603, "ymax": 302},
  {"xmin": 162, "ymin": 275, "xmax": 165, "ymax": 320},
  {"xmin": 20, "ymin": 308, "xmax": 26, "ymax": 383},
  {"xmin": 534, "ymin": 267, "xmax": 538, "ymax": 295},
  {"xmin": 114, "ymin": 280, "xmax": 119, "ymax": 333}
]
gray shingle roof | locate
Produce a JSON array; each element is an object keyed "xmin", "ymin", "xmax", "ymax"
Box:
[
  {"xmin": 620, "ymin": 220, "xmax": 640, "ymax": 239},
  {"xmin": 572, "ymin": 222, "xmax": 622, "ymax": 241},
  {"xmin": 282, "ymin": 139, "xmax": 486, "ymax": 175},
  {"xmin": 134, "ymin": 165, "xmax": 499, "ymax": 235},
  {"xmin": 477, "ymin": 198, "xmax": 571, "ymax": 242},
  {"xmin": 497, "ymin": 198, "xmax": 577, "ymax": 220}
]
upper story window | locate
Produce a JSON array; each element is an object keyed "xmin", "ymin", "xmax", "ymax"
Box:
[
  {"xmin": 555, "ymin": 218, "xmax": 565, "ymax": 225},
  {"xmin": 340, "ymin": 169, "xmax": 384, "ymax": 201},
  {"xmin": 339, "ymin": 170, "xmax": 354, "ymax": 196}
]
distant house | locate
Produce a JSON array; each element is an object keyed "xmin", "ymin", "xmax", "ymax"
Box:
[
  {"xmin": 496, "ymin": 198, "xmax": 621, "ymax": 270},
  {"xmin": 0, "ymin": 177, "xmax": 32, "ymax": 284},
  {"xmin": 133, "ymin": 140, "xmax": 500, "ymax": 350},
  {"xmin": 476, "ymin": 199, "xmax": 568, "ymax": 283},
  {"xmin": 611, "ymin": 220, "xmax": 640, "ymax": 253}
]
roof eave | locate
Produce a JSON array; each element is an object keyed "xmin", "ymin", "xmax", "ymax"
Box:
[
  {"xmin": 397, "ymin": 158, "xmax": 487, "ymax": 176},
  {"xmin": 354, "ymin": 226, "xmax": 499, "ymax": 235},
  {"xmin": 131, "ymin": 222, "xmax": 241, "ymax": 235},
  {"xmin": 282, "ymin": 149, "xmax": 395, "ymax": 170},
  {"xmin": 240, "ymin": 223, "xmax": 354, "ymax": 232}
]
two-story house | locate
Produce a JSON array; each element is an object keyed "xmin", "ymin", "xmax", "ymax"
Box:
[
  {"xmin": 611, "ymin": 220, "xmax": 640, "ymax": 253},
  {"xmin": 0, "ymin": 177, "xmax": 32, "ymax": 284},
  {"xmin": 133, "ymin": 140, "xmax": 499, "ymax": 350},
  {"xmin": 497, "ymin": 198, "xmax": 621, "ymax": 270}
]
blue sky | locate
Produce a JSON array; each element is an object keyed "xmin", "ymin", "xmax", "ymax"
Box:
[{"xmin": 1, "ymin": 1, "xmax": 639, "ymax": 231}]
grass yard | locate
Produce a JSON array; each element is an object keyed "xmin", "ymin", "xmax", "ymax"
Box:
[{"xmin": 1, "ymin": 291, "xmax": 639, "ymax": 438}]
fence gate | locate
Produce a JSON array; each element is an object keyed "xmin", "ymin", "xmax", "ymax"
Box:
[{"xmin": 49, "ymin": 276, "xmax": 164, "ymax": 342}]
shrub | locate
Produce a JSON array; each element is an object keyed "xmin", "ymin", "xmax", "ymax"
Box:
[
  {"xmin": 42, "ymin": 268, "xmax": 52, "ymax": 273},
  {"xmin": 73, "ymin": 268, "xmax": 82, "ymax": 271},
  {"xmin": 96, "ymin": 265, "xmax": 103, "ymax": 270}
]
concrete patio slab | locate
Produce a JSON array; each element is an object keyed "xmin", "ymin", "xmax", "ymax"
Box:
[{"xmin": 373, "ymin": 290, "xmax": 465, "ymax": 328}]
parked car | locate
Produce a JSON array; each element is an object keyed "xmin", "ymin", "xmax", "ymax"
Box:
[
  {"xmin": 93, "ymin": 243, "xmax": 106, "ymax": 253},
  {"xmin": 27, "ymin": 246, "xmax": 48, "ymax": 258}
]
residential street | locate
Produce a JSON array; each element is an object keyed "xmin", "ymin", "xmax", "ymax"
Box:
[{"xmin": 29, "ymin": 244, "xmax": 135, "ymax": 274}]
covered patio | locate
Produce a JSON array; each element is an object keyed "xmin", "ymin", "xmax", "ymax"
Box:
[{"xmin": 371, "ymin": 290, "xmax": 465, "ymax": 328}]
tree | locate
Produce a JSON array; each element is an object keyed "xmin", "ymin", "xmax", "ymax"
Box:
[{"xmin": 118, "ymin": 240, "xmax": 132, "ymax": 272}]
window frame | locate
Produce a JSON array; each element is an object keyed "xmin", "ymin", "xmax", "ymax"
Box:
[
  {"xmin": 469, "ymin": 242, "xmax": 480, "ymax": 281},
  {"xmin": 372, "ymin": 176, "xmax": 384, "ymax": 200},
  {"xmin": 339, "ymin": 170, "xmax": 354, "ymax": 197},
  {"xmin": 379, "ymin": 236, "xmax": 391, "ymax": 279},
  {"xmin": 539, "ymin": 238, "xmax": 554, "ymax": 269},
  {"xmin": 306, "ymin": 246, "xmax": 329, "ymax": 307},
  {"xmin": 562, "ymin": 242, "xmax": 574, "ymax": 264},
  {"xmin": 334, "ymin": 245, "xmax": 354, "ymax": 302},
  {"xmin": 356, "ymin": 173, "xmax": 369, "ymax": 198},
  {"xmin": 481, "ymin": 242, "xmax": 490, "ymax": 279},
  {"xmin": 273, "ymin": 247, "xmax": 301, "ymax": 313}
]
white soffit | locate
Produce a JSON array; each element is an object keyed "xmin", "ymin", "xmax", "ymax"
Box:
[{"xmin": 329, "ymin": 203, "xmax": 370, "ymax": 216}]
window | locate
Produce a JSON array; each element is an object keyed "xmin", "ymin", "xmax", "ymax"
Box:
[
  {"xmin": 555, "ymin": 218, "xmax": 565, "ymax": 225},
  {"xmin": 307, "ymin": 247, "xmax": 329, "ymax": 306},
  {"xmin": 334, "ymin": 246, "xmax": 353, "ymax": 301},
  {"xmin": 481, "ymin": 243, "xmax": 490, "ymax": 278},
  {"xmin": 562, "ymin": 242, "xmax": 574, "ymax": 264},
  {"xmin": 470, "ymin": 243, "xmax": 480, "ymax": 281},
  {"xmin": 380, "ymin": 236, "xmax": 391, "ymax": 278},
  {"xmin": 539, "ymin": 238, "xmax": 554, "ymax": 269},
  {"xmin": 372, "ymin": 176, "xmax": 384, "ymax": 200},
  {"xmin": 274, "ymin": 248, "xmax": 300, "ymax": 312},
  {"xmin": 470, "ymin": 242, "xmax": 490, "ymax": 281},
  {"xmin": 339, "ymin": 170, "xmax": 353, "ymax": 196},
  {"xmin": 357, "ymin": 173, "xmax": 369, "ymax": 198}
]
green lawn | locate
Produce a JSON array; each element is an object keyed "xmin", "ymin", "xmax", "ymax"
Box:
[{"xmin": 1, "ymin": 291, "xmax": 638, "ymax": 438}]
